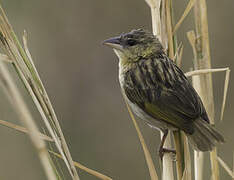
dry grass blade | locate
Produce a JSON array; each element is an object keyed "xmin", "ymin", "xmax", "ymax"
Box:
[
  {"xmin": 220, "ymin": 68, "xmax": 230, "ymax": 121},
  {"xmin": 160, "ymin": 132, "xmax": 174, "ymax": 180},
  {"xmin": 217, "ymin": 157, "xmax": 234, "ymax": 178},
  {"xmin": 185, "ymin": 68, "xmax": 229, "ymax": 77},
  {"xmin": 0, "ymin": 119, "xmax": 54, "ymax": 142},
  {"xmin": 177, "ymin": 44, "xmax": 184, "ymax": 68},
  {"xmin": 145, "ymin": 0, "xmax": 158, "ymax": 6},
  {"xmin": 188, "ymin": 30, "xmax": 204, "ymax": 180},
  {"xmin": 0, "ymin": 53, "xmax": 12, "ymax": 62},
  {"xmin": 183, "ymin": 135, "xmax": 192, "ymax": 180},
  {"xmin": 172, "ymin": 131, "xmax": 185, "ymax": 180},
  {"xmin": 144, "ymin": 0, "xmax": 174, "ymax": 179},
  {"xmin": 125, "ymin": 99, "xmax": 158, "ymax": 180},
  {"xmin": 0, "ymin": 117, "xmax": 111, "ymax": 180},
  {"xmin": 145, "ymin": 0, "xmax": 162, "ymax": 41},
  {"xmin": 165, "ymin": 0, "xmax": 174, "ymax": 58},
  {"xmin": 184, "ymin": 67, "xmax": 230, "ymax": 121},
  {"xmin": 22, "ymin": 30, "xmax": 76, "ymax": 176},
  {"xmin": 4, "ymin": 34, "xmax": 73, "ymax": 177},
  {"xmin": 173, "ymin": 42, "xmax": 182, "ymax": 61},
  {"xmin": 182, "ymin": 167, "xmax": 188, "ymax": 180},
  {"xmin": 181, "ymin": 169, "xmax": 187, "ymax": 180},
  {"xmin": 210, "ymin": 149, "xmax": 219, "ymax": 180},
  {"xmin": 194, "ymin": 151, "xmax": 204, "ymax": 180},
  {"xmin": 173, "ymin": 0, "xmax": 195, "ymax": 34},
  {"xmin": 26, "ymin": 32, "xmax": 79, "ymax": 180},
  {"xmin": 0, "ymin": 4, "xmax": 80, "ymax": 179},
  {"xmin": 22, "ymin": 30, "xmax": 36, "ymax": 72},
  {"xmin": 50, "ymin": 151, "xmax": 113, "ymax": 180},
  {"xmin": 0, "ymin": 61, "xmax": 57, "ymax": 180},
  {"xmin": 182, "ymin": 164, "xmax": 192, "ymax": 180},
  {"xmin": 194, "ymin": 0, "xmax": 214, "ymax": 121},
  {"xmin": 187, "ymin": 31, "xmax": 197, "ymax": 64},
  {"xmin": 173, "ymin": 42, "xmax": 183, "ymax": 67},
  {"xmin": 165, "ymin": 0, "xmax": 186, "ymax": 179},
  {"xmin": 192, "ymin": 73, "xmax": 204, "ymax": 180},
  {"xmin": 194, "ymin": 0, "xmax": 220, "ymax": 177}
]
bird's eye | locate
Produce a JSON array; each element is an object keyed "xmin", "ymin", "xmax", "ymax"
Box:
[{"xmin": 126, "ymin": 39, "xmax": 137, "ymax": 46}]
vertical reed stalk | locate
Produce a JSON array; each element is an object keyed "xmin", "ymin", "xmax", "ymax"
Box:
[
  {"xmin": 192, "ymin": 71, "xmax": 205, "ymax": 180},
  {"xmin": 193, "ymin": 0, "xmax": 219, "ymax": 179},
  {"xmin": 165, "ymin": 0, "xmax": 188, "ymax": 179},
  {"xmin": 166, "ymin": 0, "xmax": 186, "ymax": 179},
  {"xmin": 145, "ymin": 1, "xmax": 175, "ymax": 179},
  {"xmin": 146, "ymin": 0, "xmax": 188, "ymax": 179}
]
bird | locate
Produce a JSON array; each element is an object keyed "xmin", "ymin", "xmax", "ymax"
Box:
[{"xmin": 103, "ymin": 29, "xmax": 224, "ymax": 158}]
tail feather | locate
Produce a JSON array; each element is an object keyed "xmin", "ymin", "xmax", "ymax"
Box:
[{"xmin": 187, "ymin": 118, "xmax": 225, "ymax": 152}]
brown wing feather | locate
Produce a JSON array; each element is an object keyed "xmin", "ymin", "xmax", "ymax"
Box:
[{"xmin": 123, "ymin": 55, "xmax": 209, "ymax": 134}]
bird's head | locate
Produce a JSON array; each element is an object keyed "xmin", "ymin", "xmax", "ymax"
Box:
[{"xmin": 103, "ymin": 29, "xmax": 163, "ymax": 64}]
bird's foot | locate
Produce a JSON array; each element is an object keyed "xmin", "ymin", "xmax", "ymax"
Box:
[{"xmin": 158, "ymin": 148, "xmax": 176, "ymax": 161}]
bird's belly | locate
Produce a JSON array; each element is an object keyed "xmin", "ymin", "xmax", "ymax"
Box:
[{"xmin": 123, "ymin": 93, "xmax": 177, "ymax": 132}]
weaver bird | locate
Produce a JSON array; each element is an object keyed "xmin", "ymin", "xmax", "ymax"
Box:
[{"xmin": 103, "ymin": 29, "xmax": 224, "ymax": 158}]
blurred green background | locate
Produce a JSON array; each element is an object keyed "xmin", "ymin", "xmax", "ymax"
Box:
[{"xmin": 0, "ymin": 0, "xmax": 233, "ymax": 179}]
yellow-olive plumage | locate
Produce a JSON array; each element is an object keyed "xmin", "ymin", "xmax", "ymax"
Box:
[{"xmin": 103, "ymin": 29, "xmax": 224, "ymax": 155}]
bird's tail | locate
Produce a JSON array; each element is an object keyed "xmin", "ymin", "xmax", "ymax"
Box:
[{"xmin": 186, "ymin": 118, "xmax": 225, "ymax": 151}]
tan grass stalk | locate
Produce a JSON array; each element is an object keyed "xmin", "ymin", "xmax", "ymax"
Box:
[
  {"xmin": 177, "ymin": 45, "xmax": 184, "ymax": 68},
  {"xmin": 194, "ymin": 151, "xmax": 204, "ymax": 180},
  {"xmin": 173, "ymin": 131, "xmax": 185, "ymax": 180},
  {"xmin": 0, "ymin": 53, "xmax": 12, "ymax": 62},
  {"xmin": 22, "ymin": 31, "xmax": 79, "ymax": 179},
  {"xmin": 187, "ymin": 35, "xmax": 231, "ymax": 180},
  {"xmin": 145, "ymin": 0, "xmax": 175, "ymax": 180},
  {"xmin": 165, "ymin": 0, "xmax": 187, "ymax": 179},
  {"xmin": 193, "ymin": 0, "xmax": 214, "ymax": 124},
  {"xmin": 183, "ymin": 135, "xmax": 192, "ymax": 180},
  {"xmin": 125, "ymin": 100, "xmax": 158, "ymax": 180},
  {"xmin": 173, "ymin": 42, "xmax": 182, "ymax": 61},
  {"xmin": 145, "ymin": 0, "xmax": 228, "ymax": 179},
  {"xmin": 217, "ymin": 157, "xmax": 234, "ymax": 178},
  {"xmin": 50, "ymin": 151, "xmax": 113, "ymax": 180},
  {"xmin": 185, "ymin": 67, "xmax": 230, "ymax": 122},
  {"xmin": 187, "ymin": 0, "xmax": 226, "ymax": 178},
  {"xmin": 193, "ymin": 0, "xmax": 220, "ymax": 179},
  {"xmin": 145, "ymin": 0, "xmax": 162, "ymax": 42},
  {"xmin": 0, "ymin": 117, "xmax": 112, "ymax": 180},
  {"xmin": 173, "ymin": 0, "xmax": 195, "ymax": 34},
  {"xmin": 165, "ymin": 0, "xmax": 174, "ymax": 58},
  {"xmin": 192, "ymin": 75, "xmax": 205, "ymax": 179},
  {"xmin": 185, "ymin": 68, "xmax": 229, "ymax": 77},
  {"xmin": 160, "ymin": 2, "xmax": 175, "ymax": 178},
  {"xmin": 0, "ymin": 61, "xmax": 57, "ymax": 180},
  {"xmin": 174, "ymin": 43, "xmax": 184, "ymax": 68},
  {"xmin": 187, "ymin": 29, "xmax": 205, "ymax": 180},
  {"xmin": 220, "ymin": 68, "xmax": 230, "ymax": 121},
  {"xmin": 0, "ymin": 119, "xmax": 54, "ymax": 142},
  {"xmin": 0, "ymin": 4, "xmax": 79, "ymax": 179},
  {"xmin": 146, "ymin": 0, "xmax": 195, "ymax": 179}
]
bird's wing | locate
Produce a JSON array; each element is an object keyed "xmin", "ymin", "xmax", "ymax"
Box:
[{"xmin": 123, "ymin": 56, "xmax": 208, "ymax": 133}]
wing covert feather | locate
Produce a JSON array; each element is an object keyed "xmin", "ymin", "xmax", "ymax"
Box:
[{"xmin": 123, "ymin": 56, "xmax": 208, "ymax": 133}]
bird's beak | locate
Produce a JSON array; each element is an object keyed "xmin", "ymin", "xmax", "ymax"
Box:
[{"xmin": 102, "ymin": 36, "xmax": 123, "ymax": 51}]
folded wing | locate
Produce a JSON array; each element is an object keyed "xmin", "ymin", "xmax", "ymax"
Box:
[{"xmin": 123, "ymin": 56, "xmax": 208, "ymax": 134}]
